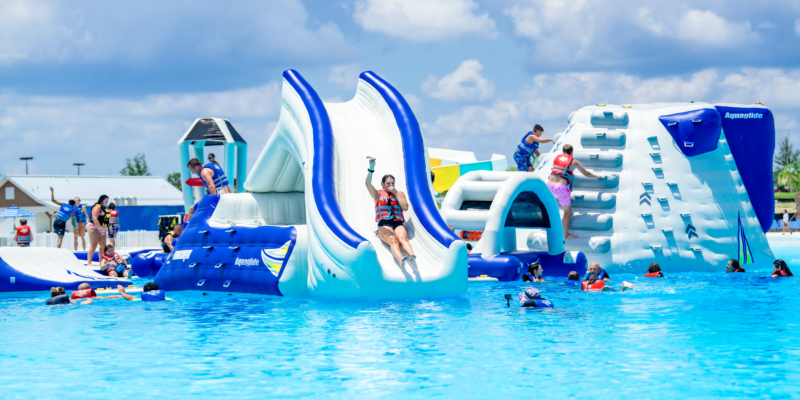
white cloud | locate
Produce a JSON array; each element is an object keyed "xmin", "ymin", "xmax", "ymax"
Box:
[
  {"xmin": 795, "ymin": 18, "xmax": 800, "ymax": 35},
  {"xmin": 0, "ymin": 83, "xmax": 281, "ymax": 176},
  {"xmin": 353, "ymin": 0, "xmax": 497, "ymax": 41},
  {"xmin": 674, "ymin": 10, "xmax": 757, "ymax": 45},
  {"xmin": 0, "ymin": 0, "xmax": 91, "ymax": 64},
  {"xmin": 422, "ymin": 60, "xmax": 494, "ymax": 101},
  {"xmin": 329, "ymin": 64, "xmax": 361, "ymax": 90},
  {"xmin": 503, "ymin": 5, "xmax": 541, "ymax": 39}
]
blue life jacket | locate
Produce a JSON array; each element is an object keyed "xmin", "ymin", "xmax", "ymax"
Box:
[
  {"xmin": 516, "ymin": 131, "xmax": 539, "ymax": 157},
  {"xmin": 583, "ymin": 269, "xmax": 608, "ymax": 281},
  {"xmin": 522, "ymin": 299, "xmax": 554, "ymax": 308},
  {"xmin": 141, "ymin": 290, "xmax": 166, "ymax": 302},
  {"xmin": 74, "ymin": 204, "xmax": 87, "ymax": 223},
  {"xmin": 523, "ymin": 273, "xmax": 536, "ymax": 282},
  {"xmin": 55, "ymin": 203, "xmax": 75, "ymax": 222},
  {"xmin": 565, "ymin": 280, "xmax": 581, "ymax": 286},
  {"xmin": 201, "ymin": 163, "xmax": 229, "ymax": 193}
]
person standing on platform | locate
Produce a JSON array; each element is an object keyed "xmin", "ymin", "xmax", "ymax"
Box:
[
  {"xmin": 50, "ymin": 187, "xmax": 75, "ymax": 249},
  {"xmin": 514, "ymin": 124, "xmax": 552, "ymax": 172},
  {"xmin": 108, "ymin": 202, "xmax": 120, "ymax": 247},
  {"xmin": 187, "ymin": 158, "xmax": 232, "ymax": 195},
  {"xmin": 14, "ymin": 219, "xmax": 32, "ymax": 247},
  {"xmin": 72, "ymin": 197, "xmax": 88, "ymax": 251}
]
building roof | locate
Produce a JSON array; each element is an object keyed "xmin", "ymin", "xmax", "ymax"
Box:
[{"xmin": 1, "ymin": 175, "xmax": 184, "ymax": 208}]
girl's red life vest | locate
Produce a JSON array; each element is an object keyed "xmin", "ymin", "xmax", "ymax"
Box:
[
  {"xmin": 15, "ymin": 225, "xmax": 31, "ymax": 243},
  {"xmin": 775, "ymin": 269, "xmax": 794, "ymax": 277},
  {"xmin": 109, "ymin": 209, "xmax": 119, "ymax": 225},
  {"xmin": 644, "ymin": 271, "xmax": 664, "ymax": 277},
  {"xmin": 102, "ymin": 252, "xmax": 124, "ymax": 266},
  {"xmin": 551, "ymin": 154, "xmax": 575, "ymax": 185},
  {"xmin": 71, "ymin": 289, "xmax": 96, "ymax": 299},
  {"xmin": 581, "ymin": 280, "xmax": 605, "ymax": 291},
  {"xmin": 375, "ymin": 190, "xmax": 405, "ymax": 222}
]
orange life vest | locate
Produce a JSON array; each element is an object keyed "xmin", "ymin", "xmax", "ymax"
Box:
[
  {"xmin": 109, "ymin": 209, "xmax": 119, "ymax": 225},
  {"xmin": 15, "ymin": 225, "xmax": 31, "ymax": 243},
  {"xmin": 551, "ymin": 154, "xmax": 574, "ymax": 185},
  {"xmin": 644, "ymin": 271, "xmax": 664, "ymax": 277},
  {"xmin": 581, "ymin": 280, "xmax": 605, "ymax": 291},
  {"xmin": 460, "ymin": 230, "xmax": 483, "ymax": 241},
  {"xmin": 375, "ymin": 190, "xmax": 404, "ymax": 223},
  {"xmin": 71, "ymin": 288, "xmax": 96, "ymax": 299}
]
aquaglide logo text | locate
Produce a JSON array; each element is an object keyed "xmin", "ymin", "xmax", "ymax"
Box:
[
  {"xmin": 724, "ymin": 112, "xmax": 763, "ymax": 119},
  {"xmin": 235, "ymin": 258, "xmax": 260, "ymax": 266}
]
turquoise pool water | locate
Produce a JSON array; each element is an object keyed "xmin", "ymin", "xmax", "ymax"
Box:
[{"xmin": 2, "ymin": 236, "xmax": 799, "ymax": 399}]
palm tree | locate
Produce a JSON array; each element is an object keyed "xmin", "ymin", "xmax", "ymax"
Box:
[{"xmin": 777, "ymin": 162, "xmax": 800, "ymax": 219}]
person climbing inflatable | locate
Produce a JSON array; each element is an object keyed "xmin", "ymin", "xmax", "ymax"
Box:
[
  {"xmin": 513, "ymin": 124, "xmax": 552, "ymax": 172},
  {"xmin": 366, "ymin": 156, "xmax": 415, "ymax": 265},
  {"xmin": 644, "ymin": 262, "xmax": 665, "ymax": 277},
  {"xmin": 772, "ymin": 259, "xmax": 794, "ymax": 277},
  {"xmin": 187, "ymin": 158, "xmax": 232, "ymax": 195},
  {"xmin": 162, "ymin": 224, "xmax": 182, "ymax": 253},
  {"xmin": 547, "ymin": 144, "xmax": 603, "ymax": 239}
]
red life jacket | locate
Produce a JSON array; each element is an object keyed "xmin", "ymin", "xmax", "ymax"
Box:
[
  {"xmin": 644, "ymin": 271, "xmax": 664, "ymax": 277},
  {"xmin": 775, "ymin": 269, "xmax": 794, "ymax": 277},
  {"xmin": 375, "ymin": 190, "xmax": 404, "ymax": 223},
  {"xmin": 581, "ymin": 280, "xmax": 605, "ymax": 291},
  {"xmin": 109, "ymin": 209, "xmax": 119, "ymax": 225},
  {"xmin": 102, "ymin": 252, "xmax": 124, "ymax": 266},
  {"xmin": 551, "ymin": 154, "xmax": 574, "ymax": 185},
  {"xmin": 71, "ymin": 289, "xmax": 96, "ymax": 299},
  {"xmin": 727, "ymin": 268, "xmax": 746, "ymax": 273},
  {"xmin": 460, "ymin": 230, "xmax": 483, "ymax": 241},
  {"xmin": 15, "ymin": 225, "xmax": 31, "ymax": 243}
]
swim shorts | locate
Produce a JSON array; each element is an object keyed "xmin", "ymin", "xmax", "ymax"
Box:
[
  {"xmin": 547, "ymin": 182, "xmax": 571, "ymax": 207},
  {"xmin": 108, "ymin": 224, "xmax": 118, "ymax": 239},
  {"xmin": 17, "ymin": 243, "xmax": 30, "ymax": 247},
  {"xmin": 53, "ymin": 219, "xmax": 67, "ymax": 236},
  {"xmin": 514, "ymin": 151, "xmax": 533, "ymax": 171},
  {"xmin": 378, "ymin": 220, "xmax": 405, "ymax": 231}
]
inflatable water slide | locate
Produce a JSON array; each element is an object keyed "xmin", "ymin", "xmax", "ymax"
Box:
[
  {"xmin": 523, "ymin": 102, "xmax": 775, "ymax": 272},
  {"xmin": 155, "ymin": 70, "xmax": 467, "ymax": 298},
  {"xmin": 0, "ymin": 247, "xmax": 132, "ymax": 292}
]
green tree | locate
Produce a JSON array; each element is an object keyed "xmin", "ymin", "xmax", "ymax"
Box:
[
  {"xmin": 167, "ymin": 172, "xmax": 182, "ymax": 190},
  {"xmin": 777, "ymin": 162, "xmax": 800, "ymax": 215},
  {"xmin": 775, "ymin": 134, "xmax": 800, "ymax": 171},
  {"xmin": 120, "ymin": 153, "xmax": 152, "ymax": 176}
]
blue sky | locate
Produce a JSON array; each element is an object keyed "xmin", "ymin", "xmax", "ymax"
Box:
[{"xmin": 1, "ymin": 0, "xmax": 799, "ymax": 177}]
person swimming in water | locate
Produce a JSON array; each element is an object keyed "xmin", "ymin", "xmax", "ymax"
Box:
[
  {"xmin": 583, "ymin": 263, "xmax": 611, "ymax": 282},
  {"xmin": 366, "ymin": 157, "xmax": 415, "ymax": 265},
  {"xmin": 726, "ymin": 259, "xmax": 746, "ymax": 273},
  {"xmin": 564, "ymin": 271, "xmax": 581, "ymax": 286},
  {"xmin": 517, "ymin": 287, "xmax": 553, "ymax": 308},
  {"xmin": 644, "ymin": 262, "xmax": 665, "ymax": 277},
  {"xmin": 522, "ymin": 262, "xmax": 546, "ymax": 282},
  {"xmin": 772, "ymin": 259, "xmax": 794, "ymax": 277},
  {"xmin": 583, "ymin": 264, "xmax": 633, "ymax": 291}
]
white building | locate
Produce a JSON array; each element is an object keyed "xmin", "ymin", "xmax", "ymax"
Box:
[{"xmin": 0, "ymin": 175, "xmax": 184, "ymax": 233}]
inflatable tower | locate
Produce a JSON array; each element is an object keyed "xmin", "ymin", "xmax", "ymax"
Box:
[{"xmin": 525, "ymin": 102, "xmax": 775, "ymax": 273}]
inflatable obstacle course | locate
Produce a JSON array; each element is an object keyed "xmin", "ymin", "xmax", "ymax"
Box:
[
  {"xmin": 528, "ymin": 102, "xmax": 775, "ymax": 272},
  {"xmin": 0, "ymin": 247, "xmax": 131, "ymax": 292},
  {"xmin": 429, "ymin": 148, "xmax": 507, "ymax": 194}
]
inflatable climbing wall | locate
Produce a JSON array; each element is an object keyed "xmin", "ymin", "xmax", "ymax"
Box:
[{"xmin": 526, "ymin": 102, "xmax": 776, "ymax": 273}]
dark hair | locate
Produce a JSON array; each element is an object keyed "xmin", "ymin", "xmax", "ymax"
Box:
[
  {"xmin": 109, "ymin": 202, "xmax": 115, "ymax": 209},
  {"xmin": 68, "ymin": 199, "xmax": 75, "ymax": 206},
  {"xmin": 587, "ymin": 277, "xmax": 598, "ymax": 285},
  {"xmin": 774, "ymin": 259, "xmax": 789, "ymax": 271},
  {"xmin": 522, "ymin": 274, "xmax": 532, "ymax": 282},
  {"xmin": 143, "ymin": 282, "xmax": 159, "ymax": 292},
  {"xmin": 104, "ymin": 244, "xmax": 114, "ymax": 253},
  {"xmin": 208, "ymin": 153, "xmax": 215, "ymax": 159},
  {"xmin": 527, "ymin": 262, "xmax": 541, "ymax": 274},
  {"xmin": 381, "ymin": 174, "xmax": 395, "ymax": 185},
  {"xmin": 430, "ymin": 171, "xmax": 435, "ymax": 183},
  {"xmin": 187, "ymin": 158, "xmax": 203, "ymax": 168},
  {"xmin": 567, "ymin": 271, "xmax": 580, "ymax": 281},
  {"xmin": 533, "ymin": 124, "xmax": 544, "ymax": 133},
  {"xmin": 728, "ymin": 259, "xmax": 740, "ymax": 270},
  {"xmin": 648, "ymin": 263, "xmax": 661, "ymax": 273},
  {"xmin": 466, "ymin": 243, "xmax": 473, "ymax": 251},
  {"xmin": 563, "ymin": 144, "xmax": 574, "ymax": 155},
  {"xmin": 96, "ymin": 195, "xmax": 109, "ymax": 205},
  {"xmin": 19, "ymin": 219, "xmax": 27, "ymax": 225}
]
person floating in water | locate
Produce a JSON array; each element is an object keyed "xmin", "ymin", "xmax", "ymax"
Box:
[
  {"xmin": 582, "ymin": 263, "xmax": 633, "ymax": 291},
  {"xmin": 514, "ymin": 124, "xmax": 552, "ymax": 172},
  {"xmin": 547, "ymin": 144, "xmax": 603, "ymax": 239},
  {"xmin": 772, "ymin": 259, "xmax": 794, "ymax": 277},
  {"xmin": 644, "ymin": 262, "xmax": 665, "ymax": 277},
  {"xmin": 118, "ymin": 282, "xmax": 167, "ymax": 302},
  {"xmin": 365, "ymin": 157, "xmax": 416, "ymax": 266},
  {"xmin": 583, "ymin": 263, "xmax": 611, "ymax": 282},
  {"xmin": 46, "ymin": 286, "xmax": 92, "ymax": 305},
  {"xmin": 564, "ymin": 271, "xmax": 581, "ymax": 286},
  {"xmin": 726, "ymin": 259, "xmax": 746, "ymax": 273},
  {"xmin": 517, "ymin": 287, "xmax": 553, "ymax": 308},
  {"xmin": 522, "ymin": 262, "xmax": 546, "ymax": 282}
]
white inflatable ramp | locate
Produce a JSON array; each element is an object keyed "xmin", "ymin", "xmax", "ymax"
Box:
[{"xmin": 0, "ymin": 248, "xmax": 131, "ymax": 292}]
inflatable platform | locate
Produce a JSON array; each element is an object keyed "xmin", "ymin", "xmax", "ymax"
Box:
[
  {"xmin": 0, "ymin": 248, "xmax": 131, "ymax": 292},
  {"xmin": 440, "ymin": 171, "xmax": 587, "ymax": 281},
  {"xmin": 155, "ymin": 70, "xmax": 467, "ymax": 298},
  {"xmin": 525, "ymin": 102, "xmax": 776, "ymax": 272}
]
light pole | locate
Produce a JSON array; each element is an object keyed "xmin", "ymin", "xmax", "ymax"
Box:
[
  {"xmin": 72, "ymin": 163, "xmax": 85, "ymax": 175},
  {"xmin": 20, "ymin": 157, "xmax": 33, "ymax": 175}
]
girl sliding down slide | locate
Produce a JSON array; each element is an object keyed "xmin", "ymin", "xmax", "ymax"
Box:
[{"xmin": 365, "ymin": 157, "xmax": 416, "ymax": 266}]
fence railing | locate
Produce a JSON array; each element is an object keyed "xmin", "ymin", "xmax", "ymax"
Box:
[{"xmin": 1, "ymin": 231, "xmax": 161, "ymax": 251}]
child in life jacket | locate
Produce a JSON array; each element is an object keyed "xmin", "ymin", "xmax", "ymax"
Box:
[
  {"xmin": 14, "ymin": 219, "xmax": 32, "ymax": 247},
  {"xmin": 644, "ymin": 262, "xmax": 665, "ymax": 277},
  {"xmin": 772, "ymin": 259, "xmax": 794, "ymax": 278},
  {"xmin": 564, "ymin": 271, "xmax": 581, "ymax": 286},
  {"xmin": 118, "ymin": 282, "xmax": 167, "ymax": 302},
  {"xmin": 100, "ymin": 244, "xmax": 130, "ymax": 277},
  {"xmin": 726, "ymin": 259, "xmax": 746, "ymax": 273},
  {"xmin": 365, "ymin": 156, "xmax": 416, "ymax": 265}
]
